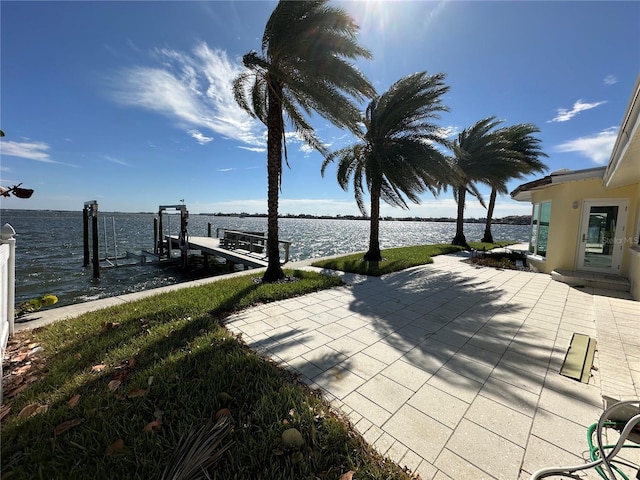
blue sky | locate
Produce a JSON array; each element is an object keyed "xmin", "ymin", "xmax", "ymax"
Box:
[{"xmin": 1, "ymin": 1, "xmax": 639, "ymax": 218}]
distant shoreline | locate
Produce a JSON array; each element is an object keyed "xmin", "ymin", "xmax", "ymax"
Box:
[{"xmin": 1, "ymin": 208, "xmax": 532, "ymax": 225}]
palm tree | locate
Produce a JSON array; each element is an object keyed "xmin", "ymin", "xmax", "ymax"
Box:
[
  {"xmin": 448, "ymin": 116, "xmax": 510, "ymax": 248},
  {"xmin": 321, "ymin": 72, "xmax": 452, "ymax": 261},
  {"xmin": 233, "ymin": 0, "xmax": 375, "ymax": 282},
  {"xmin": 480, "ymin": 123, "xmax": 548, "ymax": 243}
]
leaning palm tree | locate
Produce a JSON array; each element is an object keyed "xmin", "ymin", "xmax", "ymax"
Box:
[
  {"xmin": 233, "ymin": 0, "xmax": 375, "ymax": 282},
  {"xmin": 480, "ymin": 123, "xmax": 548, "ymax": 243},
  {"xmin": 448, "ymin": 116, "xmax": 511, "ymax": 248},
  {"xmin": 321, "ymin": 72, "xmax": 452, "ymax": 261}
]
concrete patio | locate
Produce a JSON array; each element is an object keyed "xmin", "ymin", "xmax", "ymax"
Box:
[
  {"xmin": 224, "ymin": 253, "xmax": 639, "ymax": 479},
  {"xmin": 16, "ymin": 250, "xmax": 640, "ymax": 479}
]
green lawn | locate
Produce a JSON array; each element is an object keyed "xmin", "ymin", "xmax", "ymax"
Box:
[
  {"xmin": 1, "ymin": 269, "xmax": 413, "ymax": 480},
  {"xmin": 311, "ymin": 241, "xmax": 515, "ymax": 276},
  {"xmin": 2, "ymin": 241, "xmax": 515, "ymax": 479}
]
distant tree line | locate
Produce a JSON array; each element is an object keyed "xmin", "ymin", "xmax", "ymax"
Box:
[{"xmin": 206, "ymin": 212, "xmax": 532, "ymax": 225}]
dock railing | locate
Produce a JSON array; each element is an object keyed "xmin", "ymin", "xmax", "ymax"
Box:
[
  {"xmin": 1, "ymin": 223, "xmax": 16, "ymax": 400},
  {"xmin": 216, "ymin": 229, "xmax": 291, "ymax": 264}
]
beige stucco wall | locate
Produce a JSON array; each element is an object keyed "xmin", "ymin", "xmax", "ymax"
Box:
[
  {"xmin": 627, "ymin": 182, "xmax": 640, "ymax": 300},
  {"xmin": 527, "ymin": 178, "xmax": 639, "ymax": 289}
]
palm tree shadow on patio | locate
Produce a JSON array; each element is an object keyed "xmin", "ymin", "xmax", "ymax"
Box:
[{"xmin": 339, "ymin": 263, "xmax": 599, "ymax": 414}]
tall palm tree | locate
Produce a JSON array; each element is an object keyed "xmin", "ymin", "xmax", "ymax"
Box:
[
  {"xmin": 480, "ymin": 123, "xmax": 548, "ymax": 243},
  {"xmin": 321, "ymin": 72, "xmax": 452, "ymax": 261},
  {"xmin": 448, "ymin": 116, "xmax": 510, "ymax": 248},
  {"xmin": 233, "ymin": 0, "xmax": 375, "ymax": 282}
]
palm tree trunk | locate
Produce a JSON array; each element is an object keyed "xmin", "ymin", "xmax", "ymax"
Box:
[
  {"xmin": 481, "ymin": 187, "xmax": 497, "ymax": 244},
  {"xmin": 363, "ymin": 184, "xmax": 382, "ymax": 261},
  {"xmin": 263, "ymin": 81, "xmax": 285, "ymax": 282},
  {"xmin": 452, "ymin": 187, "xmax": 468, "ymax": 247}
]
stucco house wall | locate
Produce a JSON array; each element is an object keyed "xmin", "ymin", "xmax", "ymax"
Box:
[
  {"xmin": 627, "ymin": 182, "xmax": 640, "ymax": 299},
  {"xmin": 527, "ymin": 178, "xmax": 639, "ymax": 280}
]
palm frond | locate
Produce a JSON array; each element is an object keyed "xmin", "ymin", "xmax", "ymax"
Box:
[{"xmin": 160, "ymin": 416, "xmax": 234, "ymax": 480}]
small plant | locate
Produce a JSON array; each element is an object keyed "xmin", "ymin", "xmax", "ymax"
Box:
[
  {"xmin": 469, "ymin": 251, "xmax": 527, "ymax": 270},
  {"xmin": 15, "ymin": 294, "xmax": 58, "ymax": 317}
]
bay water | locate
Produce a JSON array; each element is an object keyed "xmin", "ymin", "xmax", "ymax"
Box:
[{"xmin": 1, "ymin": 209, "xmax": 530, "ymax": 309}]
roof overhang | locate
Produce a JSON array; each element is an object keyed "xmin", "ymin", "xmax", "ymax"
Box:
[
  {"xmin": 510, "ymin": 167, "xmax": 606, "ymax": 202},
  {"xmin": 603, "ymin": 74, "xmax": 640, "ymax": 189}
]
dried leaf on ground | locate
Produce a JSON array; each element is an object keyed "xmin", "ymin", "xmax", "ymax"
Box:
[
  {"xmin": 0, "ymin": 403, "xmax": 13, "ymax": 421},
  {"xmin": 107, "ymin": 380, "xmax": 121, "ymax": 392},
  {"xmin": 14, "ymin": 364, "xmax": 32, "ymax": 376},
  {"xmin": 68, "ymin": 394, "xmax": 81, "ymax": 408},
  {"xmin": 11, "ymin": 351, "xmax": 28, "ymax": 363},
  {"xmin": 115, "ymin": 358, "xmax": 135, "ymax": 370},
  {"xmin": 215, "ymin": 408, "xmax": 231, "ymax": 420},
  {"xmin": 54, "ymin": 418, "xmax": 82, "ymax": 436},
  {"xmin": 91, "ymin": 364, "xmax": 106, "ymax": 373},
  {"xmin": 18, "ymin": 403, "xmax": 41, "ymax": 419},
  {"xmin": 4, "ymin": 383, "xmax": 29, "ymax": 399},
  {"xmin": 339, "ymin": 471, "xmax": 355, "ymax": 480},
  {"xmin": 35, "ymin": 404, "xmax": 49, "ymax": 415},
  {"xmin": 144, "ymin": 419, "xmax": 162, "ymax": 432},
  {"xmin": 127, "ymin": 388, "xmax": 147, "ymax": 398},
  {"xmin": 106, "ymin": 438, "xmax": 124, "ymax": 456}
]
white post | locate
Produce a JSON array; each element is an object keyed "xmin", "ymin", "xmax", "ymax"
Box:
[{"xmin": 1, "ymin": 223, "xmax": 16, "ymax": 337}]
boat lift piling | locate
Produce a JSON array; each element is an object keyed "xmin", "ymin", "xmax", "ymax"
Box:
[
  {"xmin": 154, "ymin": 204, "xmax": 189, "ymax": 269},
  {"xmin": 82, "ymin": 201, "xmax": 287, "ymax": 278},
  {"xmin": 82, "ymin": 200, "xmax": 100, "ymax": 278}
]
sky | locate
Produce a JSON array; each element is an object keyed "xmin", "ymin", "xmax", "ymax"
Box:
[{"xmin": 1, "ymin": 1, "xmax": 639, "ymax": 219}]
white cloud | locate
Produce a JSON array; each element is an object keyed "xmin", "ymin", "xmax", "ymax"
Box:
[
  {"xmin": 102, "ymin": 155, "xmax": 132, "ymax": 167},
  {"xmin": 548, "ymin": 99, "xmax": 606, "ymax": 123},
  {"xmin": 188, "ymin": 129, "xmax": 214, "ymax": 145},
  {"xmin": 0, "ymin": 140, "xmax": 57, "ymax": 163},
  {"xmin": 555, "ymin": 126, "xmax": 618, "ymax": 164},
  {"xmin": 110, "ymin": 42, "xmax": 265, "ymax": 148},
  {"xmin": 604, "ymin": 75, "xmax": 618, "ymax": 86},
  {"xmin": 238, "ymin": 146, "xmax": 266, "ymax": 153}
]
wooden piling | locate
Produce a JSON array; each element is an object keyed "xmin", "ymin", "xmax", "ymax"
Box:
[{"xmin": 83, "ymin": 206, "xmax": 90, "ymax": 267}]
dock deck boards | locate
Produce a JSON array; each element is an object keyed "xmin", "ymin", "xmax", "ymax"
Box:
[{"xmin": 168, "ymin": 235, "xmax": 269, "ymax": 268}]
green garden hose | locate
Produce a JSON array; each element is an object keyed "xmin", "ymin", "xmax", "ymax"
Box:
[{"xmin": 587, "ymin": 421, "xmax": 640, "ymax": 480}]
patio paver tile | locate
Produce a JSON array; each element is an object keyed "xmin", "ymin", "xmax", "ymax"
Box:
[
  {"xmin": 408, "ymin": 383, "xmax": 469, "ymax": 429},
  {"xmin": 381, "ymin": 359, "xmax": 432, "ymax": 392},
  {"xmin": 489, "ymin": 365, "xmax": 546, "ymax": 395},
  {"xmin": 343, "ymin": 391, "xmax": 393, "ymax": 427},
  {"xmin": 479, "ymin": 377, "xmax": 539, "ymax": 417},
  {"xmin": 531, "ymin": 409, "xmax": 595, "ymax": 458},
  {"xmin": 426, "ymin": 367, "xmax": 484, "ymax": 404},
  {"xmin": 383, "ymin": 404, "xmax": 453, "ymax": 464},
  {"xmin": 357, "ymin": 375, "xmax": 414, "ymax": 413},
  {"xmin": 537, "ymin": 387, "xmax": 602, "ymax": 428},
  {"xmin": 312, "ymin": 364, "xmax": 365, "ymax": 399},
  {"xmin": 464, "ymin": 395, "xmax": 533, "ymax": 447},
  {"xmin": 521, "ymin": 435, "xmax": 602, "ymax": 480},
  {"xmin": 434, "ymin": 448, "xmax": 498, "ymax": 480},
  {"xmin": 343, "ymin": 351, "xmax": 388, "ymax": 379},
  {"xmin": 445, "ymin": 418, "xmax": 524, "ymax": 480}
]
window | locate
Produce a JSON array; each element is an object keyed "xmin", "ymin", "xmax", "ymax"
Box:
[{"xmin": 530, "ymin": 201, "xmax": 551, "ymax": 257}]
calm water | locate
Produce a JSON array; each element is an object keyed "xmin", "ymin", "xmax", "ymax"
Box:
[{"xmin": 1, "ymin": 209, "xmax": 530, "ymax": 308}]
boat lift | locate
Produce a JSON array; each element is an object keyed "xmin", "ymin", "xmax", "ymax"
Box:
[{"xmin": 154, "ymin": 204, "xmax": 189, "ymax": 269}]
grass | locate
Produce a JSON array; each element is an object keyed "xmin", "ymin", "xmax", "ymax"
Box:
[
  {"xmin": 2, "ymin": 269, "xmax": 414, "ymax": 480},
  {"xmin": 467, "ymin": 241, "xmax": 517, "ymax": 252},
  {"xmin": 311, "ymin": 241, "xmax": 516, "ymax": 276},
  {"xmin": 2, "ymin": 241, "xmax": 517, "ymax": 479}
]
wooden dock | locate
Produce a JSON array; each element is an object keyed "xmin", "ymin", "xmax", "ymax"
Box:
[{"xmin": 169, "ymin": 235, "xmax": 269, "ymax": 268}]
